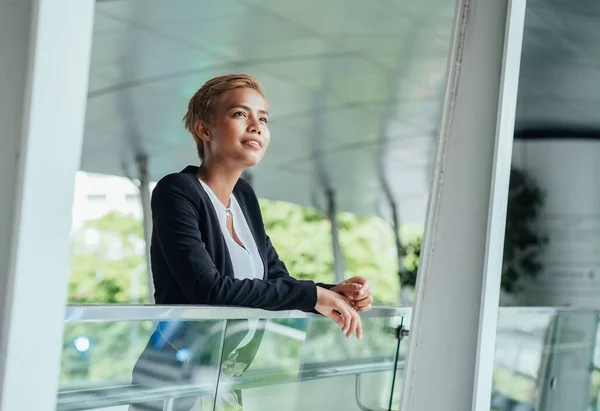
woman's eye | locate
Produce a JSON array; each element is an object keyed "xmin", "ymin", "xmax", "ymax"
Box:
[
  {"xmin": 260, "ymin": 117, "xmax": 268, "ymax": 124},
  {"xmin": 233, "ymin": 111, "xmax": 246, "ymax": 117}
]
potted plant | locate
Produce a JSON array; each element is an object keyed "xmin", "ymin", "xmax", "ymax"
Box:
[
  {"xmin": 501, "ymin": 167, "xmax": 548, "ymax": 301},
  {"xmin": 398, "ymin": 167, "xmax": 547, "ymax": 305}
]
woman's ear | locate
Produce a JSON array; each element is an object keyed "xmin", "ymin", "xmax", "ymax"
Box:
[{"xmin": 194, "ymin": 121, "xmax": 211, "ymax": 143}]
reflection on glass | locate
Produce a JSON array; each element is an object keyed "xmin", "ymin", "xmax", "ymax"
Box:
[
  {"xmin": 57, "ymin": 313, "xmax": 405, "ymax": 411},
  {"xmin": 506, "ymin": 0, "xmax": 600, "ymax": 305},
  {"xmin": 59, "ymin": 320, "xmax": 227, "ymax": 411},
  {"xmin": 491, "ymin": 310, "xmax": 552, "ymax": 410},
  {"xmin": 491, "ymin": 309, "xmax": 600, "ymax": 411},
  {"xmin": 129, "ymin": 320, "xmax": 229, "ymax": 410},
  {"xmin": 235, "ymin": 315, "xmax": 405, "ymax": 410}
]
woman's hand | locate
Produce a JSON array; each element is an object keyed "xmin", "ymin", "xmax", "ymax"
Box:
[
  {"xmin": 314, "ymin": 286, "xmax": 363, "ymax": 339},
  {"xmin": 331, "ymin": 276, "xmax": 373, "ymax": 312}
]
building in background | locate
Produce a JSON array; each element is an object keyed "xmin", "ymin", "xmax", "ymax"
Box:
[{"xmin": 71, "ymin": 173, "xmax": 143, "ymax": 229}]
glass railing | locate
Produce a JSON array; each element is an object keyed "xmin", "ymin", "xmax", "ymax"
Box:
[
  {"xmin": 58, "ymin": 306, "xmax": 409, "ymax": 411},
  {"xmin": 491, "ymin": 308, "xmax": 600, "ymax": 411},
  {"xmin": 59, "ymin": 306, "xmax": 600, "ymax": 410}
]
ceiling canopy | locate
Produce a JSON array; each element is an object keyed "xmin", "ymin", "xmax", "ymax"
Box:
[{"xmin": 82, "ymin": 0, "xmax": 600, "ymax": 223}]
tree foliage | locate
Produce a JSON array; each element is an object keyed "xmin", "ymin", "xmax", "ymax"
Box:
[
  {"xmin": 260, "ymin": 200, "xmax": 400, "ymax": 305},
  {"xmin": 69, "ymin": 211, "xmax": 147, "ymax": 304},
  {"xmin": 399, "ymin": 236, "xmax": 421, "ymax": 288},
  {"xmin": 68, "ymin": 202, "xmax": 403, "ymax": 306},
  {"xmin": 393, "ymin": 167, "xmax": 548, "ymax": 294},
  {"xmin": 502, "ymin": 167, "xmax": 547, "ymax": 293}
]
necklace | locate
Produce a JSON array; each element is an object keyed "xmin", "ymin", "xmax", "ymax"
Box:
[{"xmin": 225, "ymin": 207, "xmax": 232, "ymax": 219}]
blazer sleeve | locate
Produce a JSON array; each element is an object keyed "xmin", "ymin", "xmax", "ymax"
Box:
[
  {"xmin": 151, "ymin": 175, "xmax": 318, "ymax": 312},
  {"xmin": 265, "ymin": 235, "xmax": 336, "ymax": 290}
]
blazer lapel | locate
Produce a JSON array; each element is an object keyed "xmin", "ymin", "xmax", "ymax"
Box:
[
  {"xmin": 180, "ymin": 165, "xmax": 235, "ymax": 278},
  {"xmin": 233, "ymin": 184, "xmax": 268, "ymax": 280}
]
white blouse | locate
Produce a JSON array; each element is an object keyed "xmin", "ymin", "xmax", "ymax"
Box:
[{"xmin": 198, "ymin": 179, "xmax": 263, "ymax": 350}]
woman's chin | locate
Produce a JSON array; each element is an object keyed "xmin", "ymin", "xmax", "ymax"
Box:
[
  {"xmin": 237, "ymin": 154, "xmax": 262, "ymax": 168},
  {"xmin": 241, "ymin": 150, "xmax": 263, "ymax": 166}
]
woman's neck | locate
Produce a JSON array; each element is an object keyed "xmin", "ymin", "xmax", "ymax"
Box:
[{"xmin": 196, "ymin": 162, "xmax": 243, "ymax": 207}]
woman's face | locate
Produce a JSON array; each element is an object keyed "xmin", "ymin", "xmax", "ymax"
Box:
[{"xmin": 201, "ymin": 87, "xmax": 270, "ymax": 168}]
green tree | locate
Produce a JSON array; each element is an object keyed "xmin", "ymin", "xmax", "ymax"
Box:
[
  {"xmin": 68, "ymin": 202, "xmax": 401, "ymax": 305},
  {"xmin": 69, "ymin": 211, "xmax": 148, "ymax": 304},
  {"xmin": 399, "ymin": 236, "xmax": 421, "ymax": 288},
  {"xmin": 502, "ymin": 167, "xmax": 547, "ymax": 293},
  {"xmin": 260, "ymin": 200, "xmax": 400, "ymax": 305}
]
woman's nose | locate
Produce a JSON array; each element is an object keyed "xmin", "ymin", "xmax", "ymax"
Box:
[{"xmin": 248, "ymin": 120, "xmax": 261, "ymax": 134}]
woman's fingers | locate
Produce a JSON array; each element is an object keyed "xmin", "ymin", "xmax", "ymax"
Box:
[
  {"xmin": 334, "ymin": 298, "xmax": 353, "ymax": 334},
  {"xmin": 326, "ymin": 310, "xmax": 345, "ymax": 329},
  {"xmin": 347, "ymin": 280, "xmax": 371, "ymax": 300},
  {"xmin": 346, "ymin": 308, "xmax": 357, "ymax": 338},
  {"xmin": 318, "ymin": 288, "xmax": 364, "ymax": 339},
  {"xmin": 356, "ymin": 303, "xmax": 372, "ymax": 313},
  {"xmin": 354, "ymin": 292, "xmax": 372, "ymax": 303},
  {"xmin": 345, "ymin": 276, "xmax": 368, "ymax": 286},
  {"xmin": 355, "ymin": 310, "xmax": 363, "ymax": 339},
  {"xmin": 356, "ymin": 304, "xmax": 372, "ymax": 313},
  {"xmin": 346, "ymin": 307, "xmax": 363, "ymax": 339},
  {"xmin": 352, "ymin": 295, "xmax": 373, "ymax": 312},
  {"xmin": 332, "ymin": 283, "xmax": 362, "ymax": 300},
  {"xmin": 334, "ymin": 297, "xmax": 363, "ymax": 339},
  {"xmin": 354, "ymin": 297, "xmax": 373, "ymax": 312}
]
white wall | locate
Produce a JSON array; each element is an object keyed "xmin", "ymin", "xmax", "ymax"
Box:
[{"xmin": 513, "ymin": 140, "xmax": 600, "ymax": 308}]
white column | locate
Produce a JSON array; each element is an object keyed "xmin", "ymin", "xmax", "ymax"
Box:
[
  {"xmin": 0, "ymin": 1, "xmax": 94, "ymax": 410},
  {"xmin": 400, "ymin": 0, "xmax": 526, "ymax": 410}
]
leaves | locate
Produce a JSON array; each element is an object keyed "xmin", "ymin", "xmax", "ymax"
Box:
[
  {"xmin": 69, "ymin": 203, "xmax": 402, "ymax": 306},
  {"xmin": 69, "ymin": 211, "xmax": 148, "ymax": 304},
  {"xmin": 391, "ymin": 168, "xmax": 547, "ymax": 295},
  {"xmin": 259, "ymin": 200, "xmax": 400, "ymax": 305},
  {"xmin": 502, "ymin": 168, "xmax": 548, "ymax": 293},
  {"xmin": 399, "ymin": 236, "xmax": 421, "ymax": 287}
]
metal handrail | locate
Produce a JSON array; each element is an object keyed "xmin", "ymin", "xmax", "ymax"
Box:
[
  {"xmin": 64, "ymin": 305, "xmax": 600, "ymax": 323},
  {"xmin": 64, "ymin": 305, "xmax": 410, "ymax": 322},
  {"xmin": 56, "ymin": 357, "xmax": 405, "ymax": 411}
]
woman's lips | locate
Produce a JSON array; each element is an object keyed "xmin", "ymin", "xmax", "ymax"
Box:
[{"xmin": 242, "ymin": 139, "xmax": 262, "ymax": 150}]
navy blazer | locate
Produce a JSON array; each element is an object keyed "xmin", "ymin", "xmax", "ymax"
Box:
[{"xmin": 150, "ymin": 165, "xmax": 330, "ymax": 311}]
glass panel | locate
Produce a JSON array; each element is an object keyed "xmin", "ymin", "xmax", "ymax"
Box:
[
  {"xmin": 539, "ymin": 311, "xmax": 598, "ymax": 411},
  {"xmin": 387, "ymin": 315, "xmax": 410, "ymax": 410},
  {"xmin": 505, "ymin": 0, "xmax": 600, "ymax": 308},
  {"xmin": 58, "ymin": 319, "xmax": 227, "ymax": 411},
  {"xmin": 492, "ymin": 309, "xmax": 554, "ymax": 410},
  {"xmin": 500, "ymin": 2, "xmax": 600, "ymax": 410},
  {"xmin": 590, "ymin": 315, "xmax": 600, "ymax": 410},
  {"xmin": 57, "ymin": 311, "xmax": 405, "ymax": 411},
  {"xmin": 491, "ymin": 309, "xmax": 599, "ymax": 411},
  {"xmin": 214, "ymin": 314, "xmax": 405, "ymax": 411}
]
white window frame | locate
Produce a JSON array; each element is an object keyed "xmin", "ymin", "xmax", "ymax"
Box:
[{"xmin": 400, "ymin": 0, "xmax": 527, "ymax": 409}]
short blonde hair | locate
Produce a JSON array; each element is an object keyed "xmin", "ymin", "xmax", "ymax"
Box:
[{"xmin": 183, "ymin": 74, "xmax": 265, "ymax": 160}]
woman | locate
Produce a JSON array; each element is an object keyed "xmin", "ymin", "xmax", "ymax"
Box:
[{"xmin": 132, "ymin": 74, "xmax": 373, "ymax": 410}]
